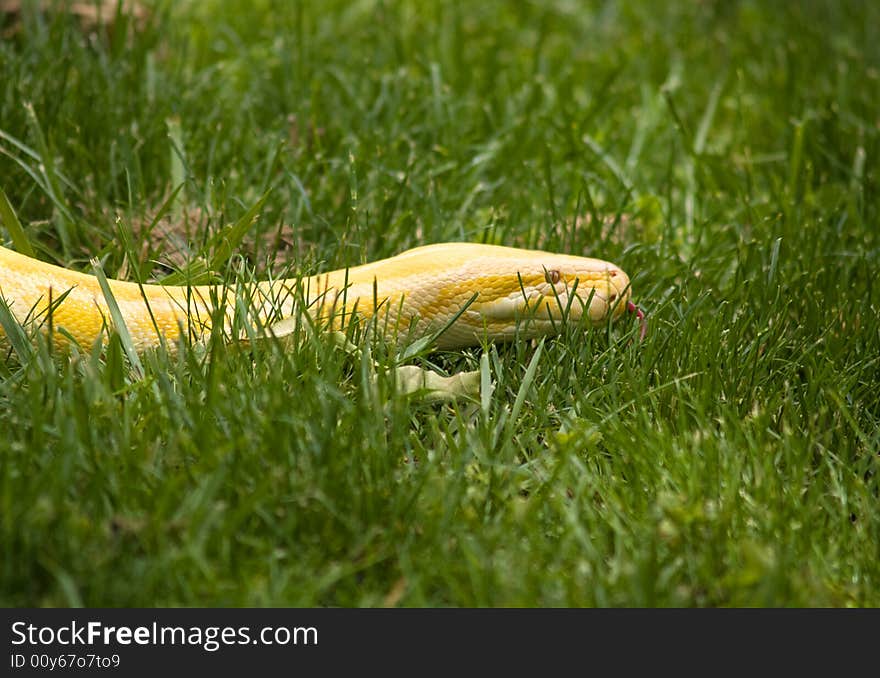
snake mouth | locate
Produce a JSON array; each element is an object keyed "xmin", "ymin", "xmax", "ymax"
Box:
[
  {"xmin": 580, "ymin": 275, "xmax": 630, "ymax": 325},
  {"xmin": 507, "ymin": 270, "xmax": 631, "ymax": 328}
]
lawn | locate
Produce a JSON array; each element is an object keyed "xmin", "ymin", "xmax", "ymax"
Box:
[{"xmin": 0, "ymin": 0, "xmax": 878, "ymax": 606}]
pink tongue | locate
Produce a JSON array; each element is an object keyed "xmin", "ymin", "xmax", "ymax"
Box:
[{"xmin": 626, "ymin": 301, "xmax": 647, "ymax": 342}]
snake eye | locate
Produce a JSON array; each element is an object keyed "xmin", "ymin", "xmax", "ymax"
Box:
[{"xmin": 545, "ymin": 269, "xmax": 561, "ymax": 284}]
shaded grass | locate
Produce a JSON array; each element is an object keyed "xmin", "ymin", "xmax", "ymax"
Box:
[{"xmin": 0, "ymin": 0, "xmax": 878, "ymax": 606}]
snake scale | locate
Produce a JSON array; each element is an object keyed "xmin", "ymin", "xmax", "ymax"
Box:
[{"xmin": 0, "ymin": 242, "xmax": 643, "ymax": 352}]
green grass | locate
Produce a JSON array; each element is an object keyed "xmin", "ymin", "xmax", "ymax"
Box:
[{"xmin": 1, "ymin": 0, "xmax": 878, "ymax": 606}]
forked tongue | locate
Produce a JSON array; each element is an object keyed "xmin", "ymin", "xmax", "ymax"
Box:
[{"xmin": 627, "ymin": 301, "xmax": 647, "ymax": 342}]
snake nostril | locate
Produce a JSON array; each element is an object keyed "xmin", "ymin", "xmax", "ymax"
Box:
[{"xmin": 609, "ymin": 293, "xmax": 617, "ymax": 302}]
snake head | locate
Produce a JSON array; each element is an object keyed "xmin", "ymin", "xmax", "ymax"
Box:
[
  {"xmin": 452, "ymin": 251, "xmax": 632, "ymax": 345},
  {"xmin": 537, "ymin": 261, "xmax": 632, "ymax": 325},
  {"xmin": 478, "ymin": 260, "xmax": 628, "ymax": 320},
  {"xmin": 341, "ymin": 243, "xmax": 635, "ymax": 349}
]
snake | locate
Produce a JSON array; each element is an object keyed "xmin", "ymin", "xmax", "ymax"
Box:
[{"xmin": 0, "ymin": 241, "xmax": 645, "ymax": 353}]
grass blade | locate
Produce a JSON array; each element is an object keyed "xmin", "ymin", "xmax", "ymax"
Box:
[
  {"xmin": 0, "ymin": 295, "xmax": 35, "ymax": 362},
  {"xmin": 0, "ymin": 187, "xmax": 35, "ymax": 257},
  {"xmin": 207, "ymin": 191, "xmax": 270, "ymax": 272},
  {"xmin": 91, "ymin": 258, "xmax": 144, "ymax": 378},
  {"xmin": 510, "ymin": 338, "xmax": 543, "ymax": 424}
]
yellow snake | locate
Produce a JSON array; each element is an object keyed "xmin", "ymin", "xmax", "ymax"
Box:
[{"xmin": 0, "ymin": 242, "xmax": 643, "ymax": 352}]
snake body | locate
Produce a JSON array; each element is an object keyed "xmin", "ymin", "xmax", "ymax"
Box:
[{"xmin": 0, "ymin": 242, "xmax": 635, "ymax": 352}]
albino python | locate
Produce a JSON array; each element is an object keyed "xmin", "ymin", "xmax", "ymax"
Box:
[{"xmin": 0, "ymin": 242, "xmax": 644, "ymax": 352}]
